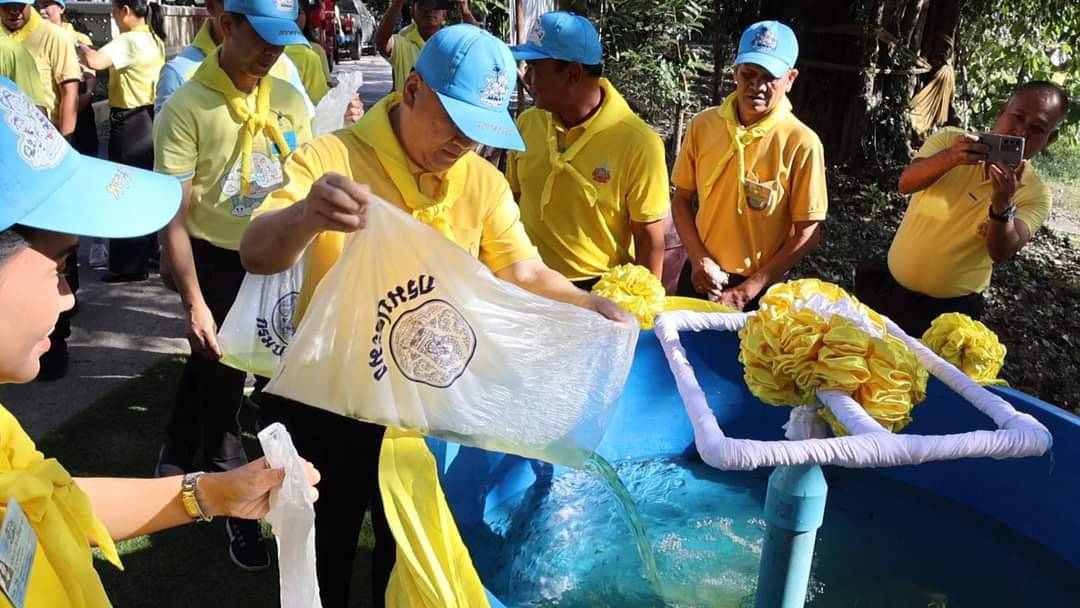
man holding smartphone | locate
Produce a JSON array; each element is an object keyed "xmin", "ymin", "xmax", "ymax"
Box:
[{"xmin": 856, "ymin": 81, "xmax": 1070, "ymax": 335}]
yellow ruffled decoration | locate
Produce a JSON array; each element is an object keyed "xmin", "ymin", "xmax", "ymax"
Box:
[
  {"xmin": 590, "ymin": 264, "xmax": 667, "ymax": 329},
  {"xmin": 922, "ymin": 313, "xmax": 1007, "ymax": 385},
  {"xmin": 738, "ymin": 279, "xmax": 929, "ymax": 435}
]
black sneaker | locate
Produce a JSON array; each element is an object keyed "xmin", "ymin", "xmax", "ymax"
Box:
[{"xmin": 225, "ymin": 518, "xmax": 270, "ymax": 572}]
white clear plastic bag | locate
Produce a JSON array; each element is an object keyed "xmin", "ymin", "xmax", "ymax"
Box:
[
  {"xmin": 266, "ymin": 198, "xmax": 639, "ymax": 466},
  {"xmin": 258, "ymin": 423, "xmax": 321, "ymax": 608},
  {"xmin": 219, "ymin": 263, "xmax": 303, "ymax": 378},
  {"xmin": 311, "ymin": 70, "xmax": 365, "ymax": 136}
]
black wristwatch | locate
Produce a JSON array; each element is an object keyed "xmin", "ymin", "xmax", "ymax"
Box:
[{"xmin": 988, "ymin": 204, "xmax": 1017, "ymax": 223}]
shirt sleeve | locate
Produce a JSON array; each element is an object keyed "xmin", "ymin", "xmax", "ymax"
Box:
[
  {"xmin": 671, "ymin": 115, "xmax": 698, "ymax": 191},
  {"xmin": 915, "ymin": 127, "xmax": 959, "ymax": 159},
  {"xmin": 1014, "ymin": 174, "xmax": 1053, "ymax": 234},
  {"xmin": 154, "ymin": 62, "xmax": 184, "ymax": 114},
  {"xmin": 153, "ymin": 102, "xmax": 197, "ymax": 179},
  {"xmin": 625, "ymin": 131, "xmax": 671, "ymax": 223},
  {"xmin": 479, "ymin": 182, "xmax": 540, "ymax": 272},
  {"xmin": 52, "ymin": 34, "xmax": 82, "ymax": 84},
  {"xmin": 101, "ymin": 35, "xmax": 137, "ymax": 70},
  {"xmin": 788, "ymin": 136, "xmax": 829, "ymax": 222},
  {"xmin": 505, "ymin": 149, "xmax": 520, "ymax": 194}
]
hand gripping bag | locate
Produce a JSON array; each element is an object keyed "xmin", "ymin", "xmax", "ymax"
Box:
[
  {"xmin": 218, "ymin": 261, "xmax": 303, "ymax": 378},
  {"xmin": 265, "ymin": 197, "xmax": 639, "ymax": 467}
]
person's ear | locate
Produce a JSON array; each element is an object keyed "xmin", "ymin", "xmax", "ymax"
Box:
[
  {"xmin": 402, "ymin": 72, "xmax": 422, "ymax": 108},
  {"xmin": 219, "ymin": 12, "xmax": 235, "ymax": 37},
  {"xmin": 785, "ymin": 68, "xmax": 799, "ymax": 92}
]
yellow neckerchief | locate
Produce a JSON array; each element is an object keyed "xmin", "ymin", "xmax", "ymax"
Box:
[
  {"xmin": 0, "ymin": 406, "xmax": 121, "ymax": 608},
  {"xmin": 4, "ymin": 7, "xmax": 42, "ymax": 43},
  {"xmin": 536, "ymin": 78, "xmax": 632, "ymax": 220},
  {"xmin": 191, "ymin": 48, "xmax": 290, "ymax": 197},
  {"xmin": 401, "ymin": 22, "xmax": 426, "ymax": 51},
  {"xmin": 349, "ymin": 93, "xmax": 466, "ymax": 240},
  {"xmin": 702, "ymin": 92, "xmax": 792, "ymax": 214},
  {"xmin": 191, "ymin": 20, "xmax": 217, "ymax": 58}
]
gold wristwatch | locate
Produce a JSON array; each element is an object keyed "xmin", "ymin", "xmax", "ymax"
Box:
[{"xmin": 181, "ymin": 472, "xmax": 213, "ymax": 523}]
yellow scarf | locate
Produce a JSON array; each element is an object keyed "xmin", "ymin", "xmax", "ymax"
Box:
[
  {"xmin": 536, "ymin": 78, "xmax": 633, "ymax": 220},
  {"xmin": 0, "ymin": 406, "xmax": 121, "ymax": 608},
  {"xmin": 4, "ymin": 7, "xmax": 42, "ymax": 43},
  {"xmin": 191, "ymin": 20, "xmax": 217, "ymax": 58},
  {"xmin": 350, "ymin": 93, "xmax": 465, "ymax": 240},
  {"xmin": 702, "ymin": 92, "xmax": 792, "ymax": 214},
  {"xmin": 191, "ymin": 48, "xmax": 290, "ymax": 197}
]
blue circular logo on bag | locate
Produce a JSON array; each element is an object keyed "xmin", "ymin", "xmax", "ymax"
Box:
[
  {"xmin": 272, "ymin": 291, "xmax": 299, "ymax": 346},
  {"xmin": 389, "ymin": 299, "xmax": 476, "ymax": 388}
]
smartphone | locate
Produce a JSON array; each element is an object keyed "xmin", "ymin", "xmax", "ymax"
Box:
[{"xmin": 976, "ymin": 133, "xmax": 1024, "ymax": 166}]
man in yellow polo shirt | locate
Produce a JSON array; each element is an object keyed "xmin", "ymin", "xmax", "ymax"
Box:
[
  {"xmin": 507, "ymin": 11, "xmax": 669, "ymax": 290},
  {"xmin": 243, "ymin": 25, "xmax": 624, "ymax": 607},
  {"xmin": 153, "ymin": 0, "xmax": 312, "ymax": 572},
  {"xmin": 0, "ymin": 35, "xmax": 43, "ymax": 106},
  {"xmin": 855, "ymin": 81, "xmax": 1069, "ymax": 335},
  {"xmin": 673, "ymin": 21, "xmax": 826, "ymax": 311},
  {"xmin": 0, "ymin": 0, "xmax": 80, "ymax": 136},
  {"xmin": 375, "ymin": 0, "xmax": 478, "ymax": 93}
]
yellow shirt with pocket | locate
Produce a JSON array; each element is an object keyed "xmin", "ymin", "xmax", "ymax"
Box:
[
  {"xmin": 888, "ymin": 126, "xmax": 1052, "ymax": 298},
  {"xmin": 154, "ymin": 61, "xmax": 313, "ymax": 251},
  {"xmin": 389, "ymin": 23, "xmax": 424, "ymax": 93},
  {"xmin": 254, "ymin": 93, "xmax": 539, "ymax": 323},
  {"xmin": 284, "ymin": 44, "xmax": 329, "ymax": 104},
  {"xmin": 100, "ymin": 27, "xmax": 164, "ymax": 109},
  {"xmin": 1, "ymin": 15, "xmax": 81, "ymax": 123},
  {"xmin": 672, "ymin": 97, "xmax": 828, "ymax": 276},
  {"xmin": 0, "ymin": 36, "xmax": 47, "ymax": 108},
  {"xmin": 507, "ymin": 79, "xmax": 670, "ymax": 282}
]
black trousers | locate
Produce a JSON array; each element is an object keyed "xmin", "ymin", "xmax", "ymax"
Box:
[
  {"xmin": 675, "ymin": 260, "xmax": 767, "ymax": 311},
  {"xmin": 164, "ymin": 239, "xmax": 255, "ymax": 473},
  {"xmin": 257, "ymin": 394, "xmax": 397, "ymax": 608},
  {"xmin": 854, "ymin": 259, "xmax": 985, "ymax": 337},
  {"xmin": 108, "ymin": 105, "xmax": 157, "ymax": 275}
]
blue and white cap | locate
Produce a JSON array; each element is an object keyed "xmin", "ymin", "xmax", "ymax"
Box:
[
  {"xmin": 734, "ymin": 21, "xmax": 799, "ymax": 78},
  {"xmin": 510, "ymin": 11, "xmax": 602, "ymax": 65},
  {"xmin": 0, "ymin": 78, "xmax": 180, "ymax": 237},
  {"xmin": 414, "ymin": 24, "xmax": 524, "ymax": 151},
  {"xmin": 224, "ymin": 0, "xmax": 308, "ymax": 47}
]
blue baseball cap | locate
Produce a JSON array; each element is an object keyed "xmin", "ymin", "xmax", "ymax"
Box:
[
  {"xmin": 734, "ymin": 21, "xmax": 798, "ymax": 78},
  {"xmin": 414, "ymin": 24, "xmax": 524, "ymax": 151},
  {"xmin": 224, "ymin": 0, "xmax": 308, "ymax": 47},
  {"xmin": 510, "ymin": 11, "xmax": 602, "ymax": 65},
  {"xmin": 0, "ymin": 78, "xmax": 180, "ymax": 238}
]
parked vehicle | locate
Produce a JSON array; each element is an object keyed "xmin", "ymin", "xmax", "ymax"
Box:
[{"xmin": 335, "ymin": 0, "xmax": 375, "ymax": 60}]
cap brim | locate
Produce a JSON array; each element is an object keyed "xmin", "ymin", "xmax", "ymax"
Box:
[
  {"xmin": 733, "ymin": 52, "xmax": 792, "ymax": 78},
  {"xmin": 509, "ymin": 43, "xmax": 552, "ymax": 62},
  {"xmin": 247, "ymin": 16, "xmax": 309, "ymax": 47},
  {"xmin": 435, "ymin": 91, "xmax": 524, "ymax": 152},
  {"xmin": 19, "ymin": 156, "xmax": 181, "ymax": 239}
]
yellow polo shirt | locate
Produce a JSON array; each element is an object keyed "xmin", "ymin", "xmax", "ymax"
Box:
[
  {"xmin": 672, "ymin": 98, "xmax": 828, "ymax": 276},
  {"xmin": 1, "ymin": 15, "xmax": 81, "ymax": 123},
  {"xmin": 61, "ymin": 22, "xmax": 91, "ymax": 47},
  {"xmin": 100, "ymin": 27, "xmax": 164, "ymax": 109},
  {"xmin": 389, "ymin": 23, "xmax": 424, "ymax": 93},
  {"xmin": 284, "ymin": 44, "xmax": 329, "ymax": 104},
  {"xmin": 311, "ymin": 42, "xmax": 332, "ymax": 82},
  {"xmin": 254, "ymin": 93, "xmax": 539, "ymax": 322},
  {"xmin": 888, "ymin": 127, "xmax": 1052, "ymax": 298},
  {"xmin": 0, "ymin": 36, "xmax": 46, "ymax": 108},
  {"xmin": 154, "ymin": 62, "xmax": 312, "ymax": 251},
  {"xmin": 507, "ymin": 79, "xmax": 670, "ymax": 281}
]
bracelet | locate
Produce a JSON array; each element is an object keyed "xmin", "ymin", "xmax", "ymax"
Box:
[
  {"xmin": 988, "ymin": 203, "xmax": 1017, "ymax": 223},
  {"xmin": 181, "ymin": 472, "xmax": 213, "ymax": 523}
]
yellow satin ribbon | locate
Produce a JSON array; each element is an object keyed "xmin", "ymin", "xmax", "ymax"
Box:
[
  {"xmin": 191, "ymin": 48, "xmax": 290, "ymax": 197},
  {"xmin": 191, "ymin": 20, "xmax": 217, "ymax": 57},
  {"xmin": 0, "ymin": 405, "xmax": 121, "ymax": 608},
  {"xmin": 350, "ymin": 93, "xmax": 465, "ymax": 240},
  {"xmin": 4, "ymin": 7, "xmax": 42, "ymax": 42},
  {"xmin": 922, "ymin": 312, "xmax": 1008, "ymax": 386},
  {"xmin": 537, "ymin": 78, "xmax": 633, "ymax": 220},
  {"xmin": 702, "ymin": 92, "xmax": 792, "ymax": 214}
]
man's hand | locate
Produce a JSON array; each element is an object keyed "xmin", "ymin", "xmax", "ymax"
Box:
[
  {"xmin": 584, "ymin": 294, "xmax": 631, "ymax": 323},
  {"xmin": 690, "ymin": 256, "xmax": 729, "ymax": 300},
  {"xmin": 719, "ymin": 277, "xmax": 767, "ymax": 311},
  {"xmin": 988, "ymin": 161, "xmax": 1024, "ymax": 211},
  {"xmin": 343, "ymin": 94, "xmax": 364, "ymax": 126},
  {"xmin": 199, "ymin": 457, "xmax": 321, "ymax": 520},
  {"xmin": 300, "ymin": 173, "xmax": 373, "ymax": 234},
  {"xmin": 187, "ymin": 302, "xmax": 222, "ymax": 359},
  {"xmin": 947, "ymin": 133, "xmax": 990, "ymax": 167}
]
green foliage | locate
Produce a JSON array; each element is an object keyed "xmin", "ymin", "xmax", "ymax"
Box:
[{"xmin": 1033, "ymin": 143, "xmax": 1080, "ymax": 185}]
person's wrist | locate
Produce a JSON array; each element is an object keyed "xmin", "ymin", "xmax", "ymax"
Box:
[
  {"xmin": 194, "ymin": 472, "xmax": 226, "ymax": 518},
  {"xmin": 990, "ymin": 193, "xmax": 1013, "ymax": 213}
]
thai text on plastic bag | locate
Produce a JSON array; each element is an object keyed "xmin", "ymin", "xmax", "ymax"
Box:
[
  {"xmin": 258, "ymin": 423, "xmax": 321, "ymax": 608},
  {"xmin": 311, "ymin": 70, "xmax": 364, "ymax": 136},
  {"xmin": 219, "ymin": 262, "xmax": 303, "ymax": 378},
  {"xmin": 265, "ymin": 198, "xmax": 639, "ymax": 467}
]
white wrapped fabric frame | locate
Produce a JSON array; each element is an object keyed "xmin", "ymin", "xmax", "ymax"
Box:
[{"xmin": 653, "ymin": 310, "xmax": 1053, "ymax": 471}]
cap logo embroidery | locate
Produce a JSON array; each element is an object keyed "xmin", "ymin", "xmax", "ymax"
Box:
[
  {"xmin": 478, "ymin": 64, "xmax": 510, "ymax": 109},
  {"xmin": 106, "ymin": 165, "xmax": 132, "ymax": 199},
  {"xmin": 275, "ymin": 0, "xmax": 295, "ymax": 11},
  {"xmin": 0, "ymin": 87, "xmax": 67, "ymax": 171},
  {"xmin": 527, "ymin": 20, "xmax": 545, "ymax": 46},
  {"xmin": 751, "ymin": 28, "xmax": 779, "ymax": 51},
  {"xmin": 592, "ymin": 162, "xmax": 611, "ymax": 184}
]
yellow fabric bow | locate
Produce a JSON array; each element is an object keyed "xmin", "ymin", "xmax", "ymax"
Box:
[
  {"xmin": 191, "ymin": 48, "xmax": 291, "ymax": 198},
  {"xmin": 537, "ymin": 79, "xmax": 633, "ymax": 219},
  {"xmin": 0, "ymin": 406, "xmax": 121, "ymax": 608},
  {"xmin": 922, "ymin": 313, "xmax": 1008, "ymax": 385},
  {"xmin": 702, "ymin": 92, "xmax": 792, "ymax": 214},
  {"xmin": 350, "ymin": 93, "xmax": 465, "ymax": 240},
  {"xmin": 191, "ymin": 20, "xmax": 217, "ymax": 58},
  {"xmin": 3, "ymin": 7, "xmax": 42, "ymax": 43}
]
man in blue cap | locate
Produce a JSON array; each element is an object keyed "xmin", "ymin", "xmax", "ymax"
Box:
[
  {"xmin": 507, "ymin": 11, "xmax": 670, "ymax": 291},
  {"xmin": 242, "ymin": 24, "xmax": 624, "ymax": 607},
  {"xmin": 672, "ymin": 20, "xmax": 828, "ymax": 311},
  {"xmin": 151, "ymin": 0, "xmax": 313, "ymax": 572}
]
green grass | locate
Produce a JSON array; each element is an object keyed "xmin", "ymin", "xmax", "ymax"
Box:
[
  {"xmin": 1033, "ymin": 143, "xmax": 1080, "ymax": 185},
  {"xmin": 36, "ymin": 356, "xmax": 377, "ymax": 607}
]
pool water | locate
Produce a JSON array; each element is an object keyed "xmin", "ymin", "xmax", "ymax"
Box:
[{"xmin": 464, "ymin": 457, "xmax": 1080, "ymax": 607}]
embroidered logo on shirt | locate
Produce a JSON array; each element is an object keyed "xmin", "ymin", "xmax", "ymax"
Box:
[
  {"xmin": 592, "ymin": 162, "xmax": 611, "ymax": 184},
  {"xmin": 479, "ymin": 65, "xmax": 510, "ymax": 109},
  {"xmin": 751, "ymin": 28, "xmax": 779, "ymax": 52},
  {"xmin": 976, "ymin": 218, "xmax": 990, "ymax": 239},
  {"xmin": 0, "ymin": 87, "xmax": 67, "ymax": 170},
  {"xmin": 106, "ymin": 166, "xmax": 132, "ymax": 199}
]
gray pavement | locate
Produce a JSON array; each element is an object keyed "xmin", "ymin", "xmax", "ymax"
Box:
[{"xmin": 0, "ymin": 56, "xmax": 394, "ymax": 440}]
